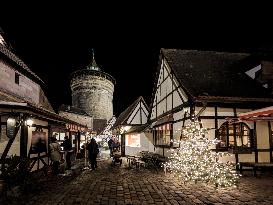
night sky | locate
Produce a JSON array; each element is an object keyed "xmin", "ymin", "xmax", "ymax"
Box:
[
  {"xmin": 0, "ymin": 24, "xmax": 160, "ymax": 116},
  {"xmin": 1, "ymin": 21, "xmax": 273, "ymax": 116}
]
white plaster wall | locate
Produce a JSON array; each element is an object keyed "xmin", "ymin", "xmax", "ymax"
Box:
[
  {"xmin": 200, "ymin": 119, "xmax": 215, "ymax": 140},
  {"xmin": 217, "ymin": 107, "xmax": 235, "ymax": 116},
  {"xmin": 173, "ymin": 90, "xmax": 182, "ymax": 108},
  {"xmin": 196, "ymin": 107, "xmax": 215, "ymax": 116},
  {"xmin": 258, "ymin": 152, "xmax": 270, "ymax": 162},
  {"xmin": 130, "ymin": 112, "xmax": 141, "ymax": 124},
  {"xmin": 151, "ymin": 108, "xmax": 156, "ymax": 120},
  {"xmin": 141, "ymin": 110, "xmax": 148, "ymax": 124},
  {"xmin": 127, "ymin": 103, "xmax": 140, "ymax": 124},
  {"xmin": 173, "ymin": 121, "xmax": 183, "ymax": 147},
  {"xmin": 157, "ymin": 100, "xmax": 166, "ymax": 116},
  {"xmin": 256, "ymin": 121, "xmax": 270, "ymax": 149},
  {"xmin": 236, "ymin": 108, "xmax": 253, "ymax": 115},
  {"xmin": 238, "ymin": 154, "xmax": 255, "ymax": 162},
  {"xmin": 173, "ymin": 110, "xmax": 183, "ymax": 121},
  {"xmin": 217, "ymin": 119, "xmax": 226, "ymax": 129},
  {"xmin": 125, "ymin": 132, "xmax": 154, "ymax": 156},
  {"xmin": 154, "ymin": 147, "xmax": 163, "ymax": 156}
]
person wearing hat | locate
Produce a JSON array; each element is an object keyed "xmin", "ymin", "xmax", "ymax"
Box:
[{"xmin": 49, "ymin": 135, "xmax": 61, "ymax": 175}]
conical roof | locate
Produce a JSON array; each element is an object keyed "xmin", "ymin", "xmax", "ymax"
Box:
[{"xmin": 86, "ymin": 49, "xmax": 100, "ymax": 71}]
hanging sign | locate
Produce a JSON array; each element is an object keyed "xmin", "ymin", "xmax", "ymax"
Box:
[{"xmin": 6, "ymin": 117, "xmax": 16, "ymax": 138}]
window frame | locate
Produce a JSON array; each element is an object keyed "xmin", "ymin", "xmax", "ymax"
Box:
[
  {"xmin": 217, "ymin": 122, "xmax": 253, "ymax": 151},
  {"xmin": 154, "ymin": 123, "xmax": 173, "ymax": 147}
]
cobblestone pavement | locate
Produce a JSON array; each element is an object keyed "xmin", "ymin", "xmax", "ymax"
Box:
[{"xmin": 2, "ymin": 158, "xmax": 273, "ymax": 205}]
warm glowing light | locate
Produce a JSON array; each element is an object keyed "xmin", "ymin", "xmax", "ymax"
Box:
[
  {"xmin": 123, "ymin": 126, "xmax": 131, "ymax": 132},
  {"xmin": 164, "ymin": 120, "xmax": 240, "ymax": 188},
  {"xmin": 26, "ymin": 118, "xmax": 34, "ymax": 127},
  {"xmin": 7, "ymin": 117, "xmax": 16, "ymax": 125}
]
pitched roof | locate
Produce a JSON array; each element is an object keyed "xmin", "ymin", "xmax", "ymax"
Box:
[
  {"xmin": 162, "ymin": 49, "xmax": 271, "ymax": 100},
  {"xmin": 0, "ymin": 44, "xmax": 44, "ymax": 83},
  {"xmin": 0, "ymin": 89, "xmax": 25, "ymax": 103},
  {"xmin": 0, "ymin": 101, "xmax": 87, "ymax": 127},
  {"xmin": 58, "ymin": 104, "xmax": 90, "ymax": 116},
  {"xmin": 113, "ymin": 96, "xmax": 149, "ymax": 128},
  {"xmin": 126, "ymin": 124, "xmax": 150, "ymax": 134}
]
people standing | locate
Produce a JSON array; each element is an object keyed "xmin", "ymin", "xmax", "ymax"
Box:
[
  {"xmin": 87, "ymin": 138, "xmax": 99, "ymax": 170},
  {"xmin": 108, "ymin": 137, "xmax": 114, "ymax": 157},
  {"xmin": 49, "ymin": 136, "xmax": 61, "ymax": 175},
  {"xmin": 61, "ymin": 136, "xmax": 73, "ymax": 170}
]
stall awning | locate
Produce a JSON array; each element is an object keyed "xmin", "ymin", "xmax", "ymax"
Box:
[
  {"xmin": 239, "ymin": 106, "xmax": 273, "ymax": 121},
  {"xmin": 0, "ymin": 101, "xmax": 88, "ymax": 129}
]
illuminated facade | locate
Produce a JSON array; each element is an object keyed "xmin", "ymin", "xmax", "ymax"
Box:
[
  {"xmin": 149, "ymin": 49, "xmax": 273, "ymax": 164},
  {"xmin": 70, "ymin": 51, "xmax": 115, "ymax": 122}
]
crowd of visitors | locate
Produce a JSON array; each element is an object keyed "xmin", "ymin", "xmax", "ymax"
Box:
[{"xmin": 49, "ymin": 134, "xmax": 120, "ymax": 174}]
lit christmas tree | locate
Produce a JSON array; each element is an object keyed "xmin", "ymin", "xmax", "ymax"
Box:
[{"xmin": 165, "ymin": 120, "xmax": 240, "ymax": 188}]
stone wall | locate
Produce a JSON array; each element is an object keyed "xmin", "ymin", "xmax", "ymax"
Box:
[{"xmin": 71, "ymin": 74, "xmax": 114, "ymax": 121}]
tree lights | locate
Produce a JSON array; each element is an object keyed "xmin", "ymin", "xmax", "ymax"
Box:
[{"xmin": 164, "ymin": 120, "xmax": 240, "ymax": 188}]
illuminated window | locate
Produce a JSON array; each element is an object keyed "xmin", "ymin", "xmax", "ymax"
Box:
[
  {"xmin": 154, "ymin": 123, "xmax": 172, "ymax": 146},
  {"xmin": 126, "ymin": 134, "xmax": 140, "ymax": 147},
  {"xmin": 218, "ymin": 122, "xmax": 252, "ymax": 149},
  {"xmin": 52, "ymin": 132, "xmax": 66, "ymax": 141}
]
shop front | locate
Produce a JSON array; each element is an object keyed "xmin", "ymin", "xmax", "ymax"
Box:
[{"xmin": 0, "ymin": 101, "xmax": 87, "ymax": 172}]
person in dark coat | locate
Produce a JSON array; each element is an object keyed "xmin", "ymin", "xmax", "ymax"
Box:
[
  {"xmin": 87, "ymin": 138, "xmax": 99, "ymax": 170},
  {"xmin": 108, "ymin": 137, "xmax": 114, "ymax": 157},
  {"xmin": 61, "ymin": 136, "xmax": 73, "ymax": 169}
]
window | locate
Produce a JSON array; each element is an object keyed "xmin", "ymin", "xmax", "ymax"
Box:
[
  {"xmin": 15, "ymin": 73, "xmax": 20, "ymax": 84},
  {"xmin": 126, "ymin": 134, "xmax": 140, "ymax": 147},
  {"xmin": 217, "ymin": 122, "xmax": 252, "ymax": 149},
  {"xmin": 154, "ymin": 123, "xmax": 172, "ymax": 146}
]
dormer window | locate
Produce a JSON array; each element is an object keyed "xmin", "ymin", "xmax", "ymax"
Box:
[{"xmin": 15, "ymin": 73, "xmax": 20, "ymax": 85}]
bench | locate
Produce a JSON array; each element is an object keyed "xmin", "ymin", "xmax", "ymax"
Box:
[{"xmin": 240, "ymin": 162, "xmax": 273, "ymax": 177}]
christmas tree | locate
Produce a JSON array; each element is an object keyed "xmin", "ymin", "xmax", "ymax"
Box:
[{"xmin": 165, "ymin": 120, "xmax": 240, "ymax": 188}]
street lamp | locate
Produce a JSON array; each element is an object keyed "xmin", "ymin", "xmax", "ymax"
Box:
[
  {"xmin": 26, "ymin": 118, "xmax": 34, "ymax": 127},
  {"xmin": 6, "ymin": 116, "xmax": 17, "ymax": 138}
]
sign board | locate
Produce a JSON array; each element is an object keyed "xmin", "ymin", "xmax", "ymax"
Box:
[
  {"xmin": 6, "ymin": 118, "xmax": 16, "ymax": 138},
  {"xmin": 66, "ymin": 123, "xmax": 87, "ymax": 132}
]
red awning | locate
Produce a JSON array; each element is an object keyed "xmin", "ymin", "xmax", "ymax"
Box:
[{"xmin": 239, "ymin": 106, "xmax": 273, "ymax": 121}]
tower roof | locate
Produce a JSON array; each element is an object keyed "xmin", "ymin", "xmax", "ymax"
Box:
[{"xmin": 87, "ymin": 49, "xmax": 100, "ymax": 71}]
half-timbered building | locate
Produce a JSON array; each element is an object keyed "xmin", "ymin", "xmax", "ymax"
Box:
[
  {"xmin": 112, "ymin": 96, "xmax": 153, "ymax": 156},
  {"xmin": 149, "ymin": 49, "xmax": 273, "ymax": 164}
]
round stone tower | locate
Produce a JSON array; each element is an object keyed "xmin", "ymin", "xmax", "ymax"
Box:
[{"xmin": 70, "ymin": 50, "xmax": 115, "ymax": 121}]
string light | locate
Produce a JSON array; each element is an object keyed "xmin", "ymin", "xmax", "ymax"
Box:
[{"xmin": 164, "ymin": 120, "xmax": 240, "ymax": 188}]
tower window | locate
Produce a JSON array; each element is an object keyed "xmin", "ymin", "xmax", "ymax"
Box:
[{"xmin": 15, "ymin": 73, "xmax": 20, "ymax": 85}]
